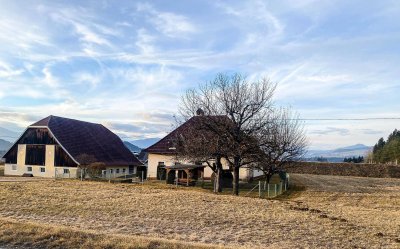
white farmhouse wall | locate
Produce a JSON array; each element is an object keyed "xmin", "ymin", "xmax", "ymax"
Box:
[
  {"xmin": 5, "ymin": 144, "xmax": 77, "ymax": 178},
  {"xmin": 147, "ymin": 153, "xmax": 254, "ymax": 180}
]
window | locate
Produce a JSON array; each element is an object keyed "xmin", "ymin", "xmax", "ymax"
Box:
[
  {"xmin": 11, "ymin": 165, "xmax": 17, "ymax": 171},
  {"xmin": 116, "ymin": 169, "xmax": 120, "ymax": 174},
  {"xmin": 110, "ymin": 169, "xmax": 113, "ymax": 174},
  {"xmin": 122, "ymin": 168, "xmax": 126, "ymax": 173},
  {"xmin": 40, "ymin": 167, "xmax": 46, "ymax": 173},
  {"xmin": 63, "ymin": 169, "xmax": 69, "ymax": 174},
  {"xmin": 27, "ymin": 167, "xmax": 32, "ymax": 172}
]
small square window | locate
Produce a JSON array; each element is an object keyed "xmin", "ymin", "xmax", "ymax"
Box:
[
  {"xmin": 63, "ymin": 169, "xmax": 69, "ymax": 174},
  {"xmin": 40, "ymin": 167, "xmax": 46, "ymax": 173},
  {"xmin": 27, "ymin": 167, "xmax": 32, "ymax": 172},
  {"xmin": 116, "ymin": 169, "xmax": 120, "ymax": 174},
  {"xmin": 11, "ymin": 165, "xmax": 17, "ymax": 171}
]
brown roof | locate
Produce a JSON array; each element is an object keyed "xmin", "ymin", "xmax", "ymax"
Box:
[
  {"xmin": 144, "ymin": 115, "xmax": 230, "ymax": 155},
  {"xmin": 30, "ymin": 115, "xmax": 142, "ymax": 166}
]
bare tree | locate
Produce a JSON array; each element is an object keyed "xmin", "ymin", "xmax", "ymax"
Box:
[
  {"xmin": 75, "ymin": 154, "xmax": 97, "ymax": 180},
  {"xmin": 253, "ymin": 108, "xmax": 307, "ymax": 183},
  {"xmin": 174, "ymin": 114, "xmax": 230, "ymax": 192},
  {"xmin": 179, "ymin": 73, "xmax": 276, "ymax": 195}
]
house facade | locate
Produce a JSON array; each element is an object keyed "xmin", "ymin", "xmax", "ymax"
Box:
[
  {"xmin": 2, "ymin": 115, "xmax": 142, "ymax": 178},
  {"xmin": 144, "ymin": 116, "xmax": 260, "ymax": 182}
]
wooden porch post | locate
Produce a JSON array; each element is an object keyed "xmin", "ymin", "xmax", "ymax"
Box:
[
  {"xmin": 185, "ymin": 169, "xmax": 190, "ymax": 186},
  {"xmin": 166, "ymin": 169, "xmax": 170, "ymax": 183}
]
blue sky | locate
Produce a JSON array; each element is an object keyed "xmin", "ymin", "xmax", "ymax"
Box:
[{"xmin": 0, "ymin": 0, "xmax": 399, "ymax": 149}]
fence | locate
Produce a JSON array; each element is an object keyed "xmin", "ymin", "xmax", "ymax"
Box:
[
  {"xmin": 245, "ymin": 180, "xmax": 289, "ymax": 198},
  {"xmin": 55, "ymin": 168, "xmax": 145, "ymax": 183}
]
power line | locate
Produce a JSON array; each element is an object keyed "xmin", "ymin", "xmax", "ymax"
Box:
[{"xmin": 295, "ymin": 118, "xmax": 400, "ymax": 121}]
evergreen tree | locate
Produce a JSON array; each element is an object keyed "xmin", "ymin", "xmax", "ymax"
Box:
[{"xmin": 371, "ymin": 129, "xmax": 400, "ymax": 164}]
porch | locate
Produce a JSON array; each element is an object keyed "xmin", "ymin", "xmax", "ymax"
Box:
[{"xmin": 165, "ymin": 164, "xmax": 205, "ymax": 186}]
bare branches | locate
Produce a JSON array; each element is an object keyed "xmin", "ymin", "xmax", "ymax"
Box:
[
  {"xmin": 254, "ymin": 107, "xmax": 308, "ymax": 182},
  {"xmin": 177, "ymin": 73, "xmax": 279, "ymax": 195}
]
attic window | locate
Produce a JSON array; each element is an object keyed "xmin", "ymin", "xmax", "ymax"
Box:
[{"xmin": 168, "ymin": 147, "xmax": 176, "ymax": 150}]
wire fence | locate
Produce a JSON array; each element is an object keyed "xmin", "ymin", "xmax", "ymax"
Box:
[{"xmin": 245, "ymin": 179, "xmax": 289, "ymax": 198}]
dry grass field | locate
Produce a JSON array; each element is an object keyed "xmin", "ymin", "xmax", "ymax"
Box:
[{"xmin": 0, "ymin": 174, "xmax": 399, "ymax": 249}]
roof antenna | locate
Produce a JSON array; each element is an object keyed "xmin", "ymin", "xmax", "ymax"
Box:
[{"xmin": 196, "ymin": 108, "xmax": 204, "ymax": 116}]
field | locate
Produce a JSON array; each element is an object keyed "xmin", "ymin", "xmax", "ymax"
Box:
[{"xmin": 0, "ymin": 174, "xmax": 399, "ymax": 249}]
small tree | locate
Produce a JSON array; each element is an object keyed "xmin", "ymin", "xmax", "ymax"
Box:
[
  {"xmin": 86, "ymin": 162, "xmax": 106, "ymax": 178},
  {"xmin": 75, "ymin": 154, "xmax": 97, "ymax": 180},
  {"xmin": 252, "ymin": 108, "xmax": 307, "ymax": 183}
]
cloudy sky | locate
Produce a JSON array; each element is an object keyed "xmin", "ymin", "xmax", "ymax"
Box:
[{"xmin": 0, "ymin": 0, "xmax": 399, "ymax": 149}]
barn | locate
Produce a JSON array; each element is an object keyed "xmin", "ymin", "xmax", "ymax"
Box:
[{"xmin": 2, "ymin": 115, "xmax": 142, "ymax": 178}]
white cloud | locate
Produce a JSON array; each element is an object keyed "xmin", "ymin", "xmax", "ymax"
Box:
[
  {"xmin": 0, "ymin": 60, "xmax": 24, "ymax": 78},
  {"xmin": 216, "ymin": 0, "xmax": 284, "ymax": 41},
  {"xmin": 137, "ymin": 3, "xmax": 196, "ymax": 38},
  {"xmin": 41, "ymin": 65, "xmax": 59, "ymax": 88},
  {"xmin": 73, "ymin": 72, "xmax": 102, "ymax": 87},
  {"xmin": 135, "ymin": 28, "xmax": 156, "ymax": 54}
]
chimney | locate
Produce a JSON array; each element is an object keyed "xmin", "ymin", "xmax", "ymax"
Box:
[{"xmin": 196, "ymin": 108, "xmax": 205, "ymax": 116}]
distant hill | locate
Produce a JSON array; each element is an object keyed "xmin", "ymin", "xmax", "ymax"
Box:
[
  {"xmin": 0, "ymin": 139, "xmax": 12, "ymax": 151},
  {"xmin": 0, "ymin": 138, "xmax": 12, "ymax": 158},
  {"xmin": 0, "ymin": 127, "xmax": 20, "ymax": 142},
  {"xmin": 123, "ymin": 141, "xmax": 141, "ymax": 153},
  {"xmin": 305, "ymin": 144, "xmax": 372, "ymax": 162},
  {"xmin": 129, "ymin": 138, "xmax": 161, "ymax": 149}
]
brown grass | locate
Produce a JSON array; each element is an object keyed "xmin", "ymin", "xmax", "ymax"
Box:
[
  {"xmin": 0, "ymin": 175, "xmax": 399, "ymax": 248},
  {"xmin": 0, "ymin": 217, "xmax": 221, "ymax": 249}
]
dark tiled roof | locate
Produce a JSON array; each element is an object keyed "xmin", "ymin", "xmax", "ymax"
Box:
[
  {"xmin": 144, "ymin": 115, "xmax": 229, "ymax": 154},
  {"xmin": 137, "ymin": 151, "xmax": 148, "ymax": 163},
  {"xmin": 30, "ymin": 116, "xmax": 142, "ymax": 167}
]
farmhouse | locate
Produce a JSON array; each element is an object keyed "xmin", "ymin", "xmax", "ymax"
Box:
[
  {"xmin": 2, "ymin": 115, "xmax": 142, "ymax": 178},
  {"xmin": 144, "ymin": 115, "xmax": 259, "ymax": 184}
]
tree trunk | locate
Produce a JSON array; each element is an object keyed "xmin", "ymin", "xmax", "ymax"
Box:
[
  {"xmin": 232, "ymin": 156, "xmax": 240, "ymax": 195},
  {"xmin": 266, "ymin": 172, "xmax": 272, "ymax": 183},
  {"xmin": 214, "ymin": 156, "xmax": 223, "ymax": 193},
  {"xmin": 232, "ymin": 166, "xmax": 240, "ymax": 195}
]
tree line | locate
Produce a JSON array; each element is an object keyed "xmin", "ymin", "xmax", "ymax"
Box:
[
  {"xmin": 343, "ymin": 156, "xmax": 364, "ymax": 163},
  {"xmin": 175, "ymin": 73, "xmax": 307, "ymax": 195},
  {"xmin": 368, "ymin": 129, "xmax": 400, "ymax": 164}
]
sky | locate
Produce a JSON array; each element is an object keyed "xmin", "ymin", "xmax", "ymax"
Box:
[{"xmin": 0, "ymin": 0, "xmax": 399, "ymax": 150}]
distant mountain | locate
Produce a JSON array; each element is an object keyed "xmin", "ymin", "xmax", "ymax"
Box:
[
  {"xmin": 332, "ymin": 144, "xmax": 371, "ymax": 153},
  {"xmin": 306, "ymin": 144, "xmax": 372, "ymax": 161},
  {"xmin": 123, "ymin": 141, "xmax": 141, "ymax": 153},
  {"xmin": 129, "ymin": 138, "xmax": 161, "ymax": 149},
  {"xmin": 0, "ymin": 127, "xmax": 20, "ymax": 142},
  {"xmin": 0, "ymin": 139, "xmax": 12, "ymax": 151},
  {"xmin": 0, "ymin": 138, "xmax": 12, "ymax": 158}
]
